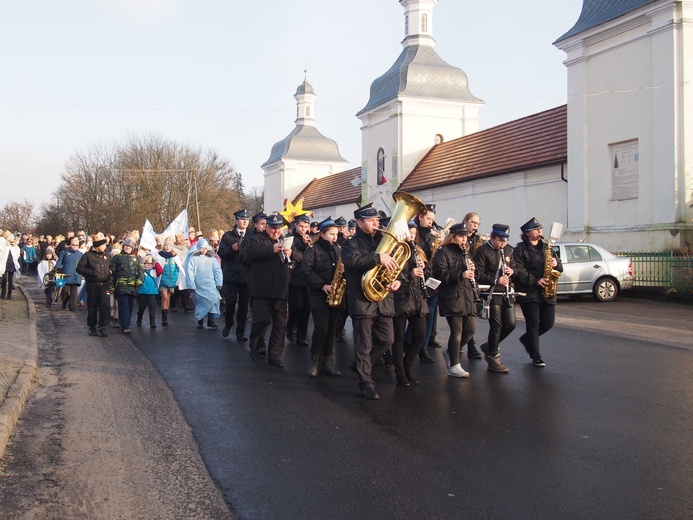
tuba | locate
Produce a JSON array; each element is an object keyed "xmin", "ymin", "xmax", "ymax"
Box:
[
  {"xmin": 327, "ymin": 257, "xmax": 346, "ymax": 307},
  {"xmin": 361, "ymin": 191, "xmax": 427, "ymax": 302},
  {"xmin": 542, "ymin": 239, "xmax": 561, "ymax": 300}
]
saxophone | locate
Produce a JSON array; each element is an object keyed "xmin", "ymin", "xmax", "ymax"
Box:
[
  {"xmin": 361, "ymin": 191, "xmax": 427, "ymax": 302},
  {"xmin": 327, "ymin": 257, "xmax": 346, "ymax": 307},
  {"xmin": 542, "ymin": 239, "xmax": 561, "ymax": 300}
]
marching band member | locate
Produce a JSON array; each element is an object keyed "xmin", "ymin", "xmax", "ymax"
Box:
[
  {"xmin": 218, "ymin": 209, "xmax": 251, "ymax": 341},
  {"xmin": 335, "ymin": 216, "xmax": 348, "ymax": 246},
  {"xmin": 241, "ymin": 214, "xmax": 293, "ymax": 367},
  {"xmin": 335, "ymin": 217, "xmax": 351, "ymax": 343},
  {"xmin": 432, "ymin": 223, "xmax": 478, "ymax": 378},
  {"xmin": 462, "ymin": 212, "xmax": 483, "ymax": 360},
  {"xmin": 473, "ymin": 224, "xmax": 516, "ymax": 373},
  {"xmin": 342, "ymin": 204, "xmax": 401, "ymax": 400},
  {"xmin": 302, "ymin": 218, "xmax": 343, "ymax": 377},
  {"xmin": 286, "ymin": 214, "xmax": 312, "ymax": 346},
  {"xmin": 414, "ymin": 203, "xmax": 439, "ymax": 361},
  {"xmin": 513, "ymin": 217, "xmax": 563, "ymax": 367},
  {"xmin": 391, "ymin": 221, "xmax": 430, "ymax": 386}
]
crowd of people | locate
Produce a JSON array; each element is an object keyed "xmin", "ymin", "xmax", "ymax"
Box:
[{"xmin": 0, "ymin": 199, "xmax": 562, "ymax": 401}]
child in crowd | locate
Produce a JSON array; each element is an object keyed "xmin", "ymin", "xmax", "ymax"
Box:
[
  {"xmin": 136, "ymin": 255, "xmax": 162, "ymax": 328},
  {"xmin": 37, "ymin": 246, "xmax": 57, "ymax": 307}
]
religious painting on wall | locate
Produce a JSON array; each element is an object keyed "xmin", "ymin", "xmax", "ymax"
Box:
[
  {"xmin": 377, "ymin": 148, "xmax": 386, "ymax": 185},
  {"xmin": 610, "ymin": 140, "xmax": 639, "ymax": 201}
]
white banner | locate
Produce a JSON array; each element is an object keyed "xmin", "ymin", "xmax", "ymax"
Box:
[
  {"xmin": 160, "ymin": 209, "xmax": 189, "ymax": 241},
  {"xmin": 140, "ymin": 219, "xmax": 158, "ymax": 250}
]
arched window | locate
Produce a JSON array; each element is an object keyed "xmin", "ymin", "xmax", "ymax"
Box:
[
  {"xmin": 421, "ymin": 14, "xmax": 428, "ymax": 32},
  {"xmin": 377, "ymin": 148, "xmax": 386, "ymax": 185},
  {"xmin": 405, "ymin": 15, "xmax": 409, "ymax": 36},
  {"xmin": 306, "ymin": 105, "xmax": 311, "ymax": 117}
]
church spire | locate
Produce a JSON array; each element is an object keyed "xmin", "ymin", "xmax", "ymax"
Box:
[
  {"xmin": 294, "ymin": 72, "xmax": 316, "ymax": 127},
  {"xmin": 400, "ymin": 0, "xmax": 437, "ymax": 47}
]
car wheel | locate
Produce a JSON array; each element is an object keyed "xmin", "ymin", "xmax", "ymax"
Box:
[{"xmin": 593, "ymin": 277, "xmax": 618, "ymax": 302}]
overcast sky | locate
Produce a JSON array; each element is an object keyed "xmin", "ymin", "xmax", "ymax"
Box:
[{"xmin": 0, "ymin": 0, "xmax": 583, "ymax": 209}]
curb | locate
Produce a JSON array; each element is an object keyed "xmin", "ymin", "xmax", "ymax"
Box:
[{"xmin": 0, "ymin": 284, "xmax": 39, "ymax": 460}]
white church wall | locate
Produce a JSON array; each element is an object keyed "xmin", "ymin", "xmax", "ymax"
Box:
[
  {"xmin": 408, "ymin": 164, "xmax": 568, "ymax": 242},
  {"xmin": 263, "ymin": 163, "xmax": 283, "ymax": 214},
  {"xmin": 359, "ymin": 107, "xmax": 401, "ymax": 211},
  {"xmin": 400, "ymin": 97, "xmax": 481, "ymax": 183},
  {"xmin": 263, "ymin": 159, "xmax": 348, "ymax": 213},
  {"xmin": 558, "ymin": 0, "xmax": 693, "ymax": 251}
]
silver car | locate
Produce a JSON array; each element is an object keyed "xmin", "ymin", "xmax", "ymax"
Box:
[{"xmin": 551, "ymin": 242, "xmax": 634, "ymax": 302}]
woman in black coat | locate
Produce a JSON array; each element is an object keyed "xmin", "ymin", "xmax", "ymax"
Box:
[
  {"xmin": 302, "ymin": 219, "xmax": 343, "ymax": 377},
  {"xmin": 392, "ymin": 223, "xmax": 430, "ymax": 386},
  {"xmin": 431, "ymin": 224, "xmax": 477, "ymax": 378}
]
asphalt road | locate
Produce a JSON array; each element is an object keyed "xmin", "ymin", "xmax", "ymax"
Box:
[{"xmin": 130, "ymin": 297, "xmax": 693, "ymax": 520}]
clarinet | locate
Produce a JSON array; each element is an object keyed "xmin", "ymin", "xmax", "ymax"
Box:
[
  {"xmin": 411, "ymin": 241, "xmax": 429, "ymax": 298},
  {"xmin": 499, "ymin": 248, "xmax": 513, "ymax": 306},
  {"xmin": 464, "ymin": 246, "xmax": 481, "ymax": 302}
]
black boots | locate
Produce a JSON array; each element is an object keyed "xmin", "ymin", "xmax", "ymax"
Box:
[
  {"xmin": 467, "ymin": 339, "xmax": 482, "ymax": 359},
  {"xmin": 395, "ymin": 368, "xmax": 411, "ymax": 387},
  {"xmin": 308, "ymin": 355, "xmax": 320, "ymax": 377},
  {"xmin": 419, "ymin": 348, "xmax": 434, "ymax": 363},
  {"xmin": 207, "ymin": 318, "xmax": 218, "ymax": 329},
  {"xmin": 404, "ymin": 361, "xmax": 419, "ymax": 384},
  {"xmin": 321, "ymin": 355, "xmax": 341, "ymax": 376},
  {"xmin": 161, "ymin": 309, "xmax": 168, "ymax": 326},
  {"xmin": 308, "ymin": 355, "xmax": 342, "ymax": 377}
]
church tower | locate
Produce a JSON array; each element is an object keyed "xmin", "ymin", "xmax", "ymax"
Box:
[
  {"xmin": 356, "ymin": 0, "xmax": 484, "ymax": 211},
  {"xmin": 262, "ymin": 77, "xmax": 349, "ymax": 212}
]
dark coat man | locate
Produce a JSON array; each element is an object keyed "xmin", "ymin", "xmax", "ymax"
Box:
[
  {"xmin": 341, "ymin": 205, "xmax": 400, "ymax": 400},
  {"xmin": 76, "ymin": 234, "xmax": 111, "ymax": 336},
  {"xmin": 218, "ymin": 209, "xmax": 251, "ymax": 340},
  {"xmin": 286, "ymin": 215, "xmax": 312, "ymax": 344},
  {"xmin": 241, "ymin": 214, "xmax": 293, "ymax": 366}
]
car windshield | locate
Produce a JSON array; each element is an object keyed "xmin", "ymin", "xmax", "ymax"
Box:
[{"xmin": 565, "ymin": 245, "xmax": 603, "ymax": 263}]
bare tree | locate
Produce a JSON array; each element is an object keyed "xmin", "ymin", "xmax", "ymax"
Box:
[
  {"xmin": 244, "ymin": 186, "xmax": 264, "ymax": 216},
  {"xmin": 34, "ymin": 201, "xmax": 71, "ymax": 236},
  {"xmin": 36, "ymin": 134, "xmax": 245, "ymax": 237},
  {"xmin": 0, "ymin": 200, "xmax": 36, "ymax": 233}
]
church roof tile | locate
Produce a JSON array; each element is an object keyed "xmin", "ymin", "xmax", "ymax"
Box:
[
  {"xmin": 555, "ymin": 0, "xmax": 656, "ymax": 43},
  {"xmin": 399, "ymin": 105, "xmax": 567, "ymax": 191},
  {"xmin": 262, "ymin": 125, "xmax": 347, "ymax": 167},
  {"xmin": 293, "ymin": 167, "xmax": 362, "ymax": 210},
  {"xmin": 357, "ymin": 45, "xmax": 482, "ymax": 116}
]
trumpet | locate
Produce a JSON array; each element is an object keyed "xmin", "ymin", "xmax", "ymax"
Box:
[{"xmin": 277, "ymin": 238, "xmax": 295, "ymax": 269}]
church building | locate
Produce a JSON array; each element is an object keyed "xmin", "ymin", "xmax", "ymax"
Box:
[{"xmin": 262, "ymin": 0, "xmax": 692, "ymax": 252}]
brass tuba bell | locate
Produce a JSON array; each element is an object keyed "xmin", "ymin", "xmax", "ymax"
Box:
[{"xmin": 361, "ymin": 191, "xmax": 427, "ymax": 302}]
